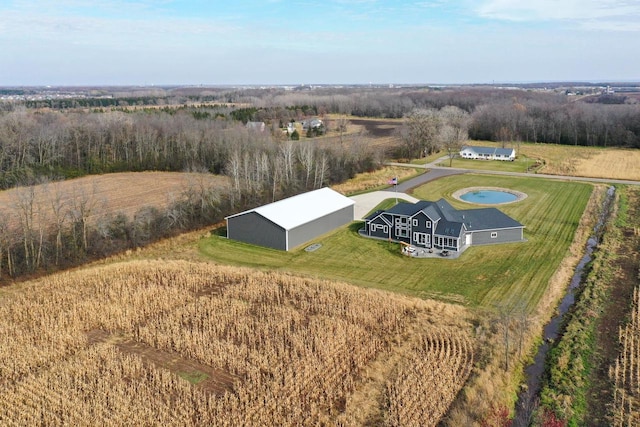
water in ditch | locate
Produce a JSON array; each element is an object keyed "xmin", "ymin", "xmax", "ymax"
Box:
[{"xmin": 512, "ymin": 186, "xmax": 616, "ymax": 426}]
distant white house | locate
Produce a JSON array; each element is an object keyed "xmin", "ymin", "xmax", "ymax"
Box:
[
  {"xmin": 285, "ymin": 122, "xmax": 296, "ymax": 134},
  {"xmin": 460, "ymin": 146, "xmax": 516, "ymax": 161},
  {"xmin": 301, "ymin": 117, "xmax": 323, "ymax": 131},
  {"xmin": 246, "ymin": 121, "xmax": 266, "ymax": 132}
]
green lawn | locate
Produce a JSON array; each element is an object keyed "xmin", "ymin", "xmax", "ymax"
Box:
[
  {"xmin": 436, "ymin": 156, "xmax": 539, "ymax": 173},
  {"xmin": 199, "ymin": 175, "xmax": 592, "ymax": 312}
]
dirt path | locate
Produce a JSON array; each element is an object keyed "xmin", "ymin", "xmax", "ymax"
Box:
[{"xmin": 87, "ymin": 329, "xmax": 237, "ymax": 396}]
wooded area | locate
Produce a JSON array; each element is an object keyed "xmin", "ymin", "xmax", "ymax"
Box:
[{"xmin": 0, "ymin": 85, "xmax": 638, "ymax": 281}]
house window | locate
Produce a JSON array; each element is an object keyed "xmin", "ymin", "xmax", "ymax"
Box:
[
  {"xmin": 396, "ymin": 227, "xmax": 409, "ymax": 238},
  {"xmin": 426, "ymin": 221, "xmax": 431, "ymax": 228},
  {"xmin": 372, "ymin": 224, "xmax": 390, "ymax": 234},
  {"xmin": 396, "ymin": 217, "xmax": 408, "ymax": 225},
  {"xmin": 491, "ymin": 232, "xmax": 498, "ymax": 239},
  {"xmin": 412, "ymin": 219, "xmax": 418, "ymax": 226}
]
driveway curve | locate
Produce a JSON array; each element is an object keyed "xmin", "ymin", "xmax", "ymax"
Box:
[{"xmin": 350, "ymin": 191, "xmax": 419, "ymax": 220}]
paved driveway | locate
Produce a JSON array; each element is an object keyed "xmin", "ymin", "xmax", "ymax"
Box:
[{"xmin": 350, "ymin": 191, "xmax": 419, "ymax": 220}]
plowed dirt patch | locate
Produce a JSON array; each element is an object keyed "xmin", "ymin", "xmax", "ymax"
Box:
[{"xmin": 87, "ymin": 329, "xmax": 236, "ymax": 396}]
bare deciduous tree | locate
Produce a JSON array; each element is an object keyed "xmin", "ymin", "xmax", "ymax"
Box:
[
  {"xmin": 400, "ymin": 109, "xmax": 441, "ymax": 159},
  {"xmin": 439, "ymin": 106, "xmax": 470, "ymax": 167}
]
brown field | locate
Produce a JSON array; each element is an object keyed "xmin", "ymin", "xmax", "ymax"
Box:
[
  {"xmin": 326, "ymin": 120, "xmax": 640, "ymax": 182},
  {"xmin": 0, "ymin": 171, "xmax": 229, "ymax": 227},
  {"xmin": 0, "ymin": 260, "xmax": 474, "ymax": 426},
  {"xmin": 573, "ymin": 149, "xmax": 640, "ymax": 181},
  {"xmin": 331, "ymin": 166, "xmax": 423, "ymax": 195},
  {"xmin": 316, "ymin": 116, "xmax": 403, "ymax": 153},
  {"xmin": 348, "ymin": 118, "xmax": 402, "ymax": 138},
  {"xmin": 460, "ymin": 141, "xmax": 640, "ymax": 181}
]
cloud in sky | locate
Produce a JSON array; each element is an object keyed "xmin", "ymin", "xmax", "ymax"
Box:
[
  {"xmin": 477, "ymin": 0, "xmax": 640, "ymax": 30},
  {"xmin": 1, "ymin": 0, "xmax": 639, "ymax": 85}
]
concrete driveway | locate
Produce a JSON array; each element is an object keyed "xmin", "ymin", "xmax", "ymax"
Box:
[{"xmin": 350, "ymin": 191, "xmax": 419, "ymax": 220}]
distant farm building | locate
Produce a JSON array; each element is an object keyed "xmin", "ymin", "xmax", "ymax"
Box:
[
  {"xmin": 362, "ymin": 198, "xmax": 524, "ymax": 253},
  {"xmin": 460, "ymin": 146, "xmax": 516, "ymax": 161},
  {"xmin": 226, "ymin": 188, "xmax": 355, "ymax": 251}
]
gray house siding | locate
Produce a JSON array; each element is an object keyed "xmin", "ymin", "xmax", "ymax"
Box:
[
  {"xmin": 409, "ymin": 212, "xmax": 433, "ymax": 248},
  {"xmin": 367, "ymin": 215, "xmax": 391, "ymax": 239},
  {"xmin": 390, "ymin": 215, "xmax": 411, "ymax": 244},
  {"xmin": 361, "ymin": 198, "xmax": 524, "ymax": 253},
  {"xmin": 227, "ymin": 212, "xmax": 286, "ymax": 251},
  {"xmin": 287, "ymin": 205, "xmax": 354, "ymax": 250},
  {"xmin": 469, "ymin": 227, "xmax": 523, "ymax": 245}
]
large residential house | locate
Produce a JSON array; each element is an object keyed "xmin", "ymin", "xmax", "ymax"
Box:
[
  {"xmin": 460, "ymin": 146, "xmax": 516, "ymax": 161},
  {"xmin": 362, "ymin": 199, "xmax": 524, "ymax": 252}
]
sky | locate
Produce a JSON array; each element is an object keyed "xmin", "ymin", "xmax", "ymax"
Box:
[{"xmin": 1, "ymin": 0, "xmax": 639, "ymax": 86}]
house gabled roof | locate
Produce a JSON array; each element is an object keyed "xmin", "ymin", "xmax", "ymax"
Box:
[
  {"xmin": 226, "ymin": 187, "xmax": 354, "ymax": 231},
  {"xmin": 386, "ymin": 201, "xmax": 424, "ymax": 216},
  {"xmin": 364, "ymin": 197, "xmax": 523, "ymax": 235},
  {"xmin": 413, "ymin": 204, "xmax": 441, "ymax": 222},
  {"xmin": 435, "ymin": 220, "xmax": 464, "ymax": 237},
  {"xmin": 462, "ymin": 146, "xmax": 515, "ymax": 157},
  {"xmin": 460, "ymin": 208, "xmax": 524, "ymax": 231},
  {"xmin": 364, "ymin": 210, "xmax": 385, "ymax": 222},
  {"xmin": 364, "ymin": 210, "xmax": 392, "ymax": 225}
]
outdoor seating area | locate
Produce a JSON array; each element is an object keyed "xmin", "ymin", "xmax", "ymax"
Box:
[{"xmin": 401, "ymin": 245, "xmax": 462, "ymax": 259}]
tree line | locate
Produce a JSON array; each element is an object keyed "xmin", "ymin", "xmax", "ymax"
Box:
[
  {"xmin": 200, "ymin": 87, "xmax": 640, "ymax": 148},
  {"xmin": 7, "ymin": 86, "xmax": 640, "ymax": 148},
  {"xmin": 0, "ymin": 106, "xmax": 381, "ymax": 282}
]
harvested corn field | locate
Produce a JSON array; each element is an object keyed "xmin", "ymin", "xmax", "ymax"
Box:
[
  {"xmin": 0, "ymin": 260, "xmax": 474, "ymax": 426},
  {"xmin": 0, "ymin": 171, "xmax": 229, "ymax": 228}
]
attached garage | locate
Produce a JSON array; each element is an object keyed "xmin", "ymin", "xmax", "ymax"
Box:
[{"xmin": 225, "ymin": 188, "xmax": 355, "ymax": 251}]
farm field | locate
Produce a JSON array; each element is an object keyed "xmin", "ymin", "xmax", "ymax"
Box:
[
  {"xmin": 573, "ymin": 149, "xmax": 640, "ymax": 181},
  {"xmin": 0, "ymin": 171, "xmax": 228, "ymax": 227},
  {"xmin": 330, "ymin": 166, "xmax": 423, "ymax": 195},
  {"xmin": 303, "ymin": 116, "xmax": 640, "ymax": 183},
  {"xmin": 200, "ymin": 174, "xmax": 593, "ymax": 312},
  {"xmin": 0, "ymin": 260, "xmax": 474, "ymax": 426},
  {"xmin": 607, "ymin": 187, "xmax": 640, "ymax": 425},
  {"xmin": 437, "ymin": 156, "xmax": 536, "ymax": 173},
  {"xmin": 435, "ymin": 141, "xmax": 640, "ymax": 181}
]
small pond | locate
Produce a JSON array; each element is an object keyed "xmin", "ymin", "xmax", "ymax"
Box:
[
  {"xmin": 453, "ymin": 187, "xmax": 527, "ymax": 205},
  {"xmin": 460, "ymin": 190, "xmax": 518, "ymax": 204}
]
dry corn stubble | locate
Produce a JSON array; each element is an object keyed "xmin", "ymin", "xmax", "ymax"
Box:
[{"xmin": 0, "ymin": 260, "xmax": 474, "ymax": 426}]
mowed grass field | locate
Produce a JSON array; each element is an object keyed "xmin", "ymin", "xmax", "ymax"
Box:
[
  {"xmin": 434, "ymin": 141, "xmax": 640, "ymax": 181},
  {"xmin": 200, "ymin": 174, "xmax": 593, "ymax": 312}
]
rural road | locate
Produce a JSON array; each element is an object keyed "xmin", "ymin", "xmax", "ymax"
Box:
[
  {"xmin": 387, "ymin": 158, "xmax": 640, "ymax": 187},
  {"xmin": 350, "ymin": 157, "xmax": 463, "ymax": 219},
  {"xmin": 350, "ymin": 156, "xmax": 640, "ymax": 220}
]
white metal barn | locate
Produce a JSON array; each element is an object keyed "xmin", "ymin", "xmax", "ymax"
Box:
[{"xmin": 225, "ymin": 188, "xmax": 355, "ymax": 251}]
